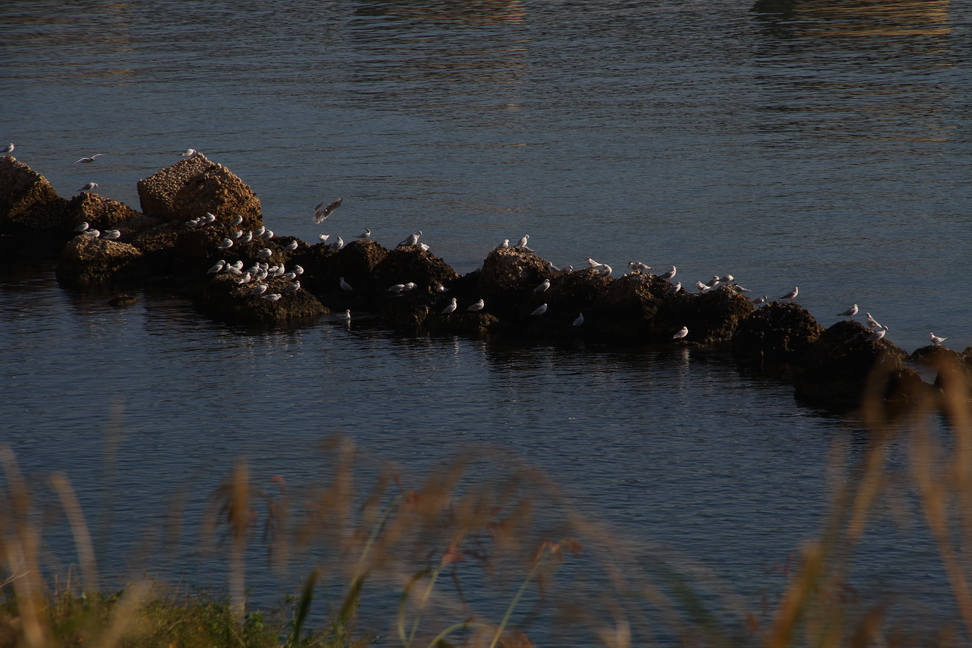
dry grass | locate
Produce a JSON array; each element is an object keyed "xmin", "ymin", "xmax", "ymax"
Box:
[{"xmin": 4, "ymin": 357, "xmax": 972, "ymax": 647}]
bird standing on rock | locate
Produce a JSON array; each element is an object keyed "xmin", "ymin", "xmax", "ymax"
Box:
[
  {"xmin": 573, "ymin": 313, "xmax": 585, "ymax": 326},
  {"xmin": 866, "ymin": 313, "xmax": 882, "ymax": 330},
  {"xmin": 660, "ymin": 266, "xmax": 676, "ymax": 281},
  {"xmin": 399, "ymin": 231, "xmax": 422, "ymax": 247},
  {"xmin": 838, "ymin": 304, "xmax": 858, "ymax": 319},
  {"xmin": 467, "ymin": 299, "xmax": 484, "ymax": 312},
  {"xmin": 780, "ymin": 287, "xmax": 798, "ymax": 301},
  {"xmin": 79, "ymin": 182, "xmax": 98, "ymax": 192},
  {"xmin": 930, "ymin": 332, "xmax": 948, "ymax": 345},
  {"xmin": 867, "ymin": 326, "xmax": 889, "ymax": 342},
  {"xmin": 340, "ymin": 277, "xmax": 353, "ymax": 291},
  {"xmin": 673, "ymin": 326, "xmax": 688, "ymax": 340},
  {"xmin": 2, "ymin": 144, "xmax": 14, "ymax": 155},
  {"xmin": 535, "ymin": 279, "xmax": 550, "ymax": 293},
  {"xmin": 530, "ymin": 303, "xmax": 548, "ymax": 316},
  {"xmin": 442, "ymin": 298, "xmax": 457, "ymax": 314}
]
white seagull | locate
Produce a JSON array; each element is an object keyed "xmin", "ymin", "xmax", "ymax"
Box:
[
  {"xmin": 250, "ymin": 284, "xmax": 268, "ymax": 296},
  {"xmin": 2, "ymin": 144, "xmax": 13, "ymax": 155},
  {"xmin": 586, "ymin": 257, "xmax": 602, "ymax": 268},
  {"xmin": 751, "ymin": 295, "xmax": 768, "ymax": 306},
  {"xmin": 388, "ymin": 284, "xmax": 406, "ymax": 293},
  {"xmin": 399, "ymin": 231, "xmax": 422, "ymax": 247},
  {"xmin": 865, "ymin": 313, "xmax": 882, "ymax": 329},
  {"xmin": 257, "ymin": 248, "xmax": 272, "ymax": 258},
  {"xmin": 535, "ymin": 279, "xmax": 550, "ymax": 293},
  {"xmin": 530, "ymin": 303, "xmax": 548, "ymax": 316},
  {"xmin": 314, "ymin": 198, "xmax": 342, "ymax": 223},
  {"xmin": 837, "ymin": 304, "xmax": 859, "ymax": 319},
  {"xmin": 239, "ymin": 232, "xmax": 253, "ymax": 243},
  {"xmin": 84, "ymin": 229, "xmax": 101, "ymax": 238},
  {"xmin": 340, "ymin": 277, "xmax": 353, "ymax": 291},
  {"xmin": 442, "ymin": 298, "xmax": 458, "ymax": 314},
  {"xmin": 231, "ymin": 215, "xmax": 244, "ymax": 226},
  {"xmin": 285, "ymin": 240, "xmax": 298, "ymax": 251},
  {"xmin": 319, "ymin": 234, "xmax": 330, "ymax": 243},
  {"xmin": 262, "ymin": 293, "xmax": 282, "ymax": 302},
  {"xmin": 659, "ymin": 266, "xmax": 677, "ymax": 281},
  {"xmin": 79, "ymin": 182, "xmax": 99, "ymax": 192},
  {"xmin": 467, "ymin": 299, "xmax": 484, "ymax": 312},
  {"xmin": 284, "ymin": 281, "xmax": 300, "ymax": 292},
  {"xmin": 102, "ymin": 229, "xmax": 121, "ymax": 239},
  {"xmin": 217, "ymin": 238, "xmax": 234, "ymax": 249},
  {"xmin": 930, "ymin": 332, "xmax": 948, "ymax": 346},
  {"xmin": 867, "ymin": 326, "xmax": 888, "ymax": 342},
  {"xmin": 496, "ymin": 239, "xmax": 509, "ymax": 250},
  {"xmin": 181, "ymin": 148, "xmax": 197, "ymax": 158},
  {"xmin": 208, "ymin": 260, "xmax": 226, "ymax": 274},
  {"xmin": 330, "ymin": 236, "xmax": 344, "ymax": 251},
  {"xmin": 355, "ymin": 229, "xmax": 371, "ymax": 240},
  {"xmin": 293, "ymin": 265, "xmax": 304, "ymax": 275},
  {"xmin": 73, "ymin": 222, "xmax": 90, "ymax": 232},
  {"xmin": 573, "ymin": 313, "xmax": 584, "ymax": 326},
  {"xmin": 516, "ymin": 234, "xmax": 530, "ymax": 251},
  {"xmin": 673, "ymin": 326, "xmax": 688, "ymax": 340},
  {"xmin": 780, "ymin": 287, "xmax": 798, "ymax": 301},
  {"xmin": 335, "ymin": 309, "xmax": 352, "ymax": 322},
  {"xmin": 75, "ymin": 154, "xmax": 104, "ymax": 164},
  {"xmin": 665, "ymin": 282, "xmax": 682, "ymax": 295}
]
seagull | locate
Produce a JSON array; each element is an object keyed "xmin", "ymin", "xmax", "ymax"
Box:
[
  {"xmin": 257, "ymin": 248, "xmax": 272, "ymax": 258},
  {"xmin": 201, "ymin": 212, "xmax": 216, "ymax": 224},
  {"xmin": 865, "ymin": 313, "xmax": 882, "ymax": 329},
  {"xmin": 573, "ymin": 313, "xmax": 584, "ymax": 326},
  {"xmin": 403, "ymin": 282, "xmax": 417, "ymax": 291},
  {"xmin": 319, "ymin": 234, "xmax": 330, "ymax": 242},
  {"xmin": 335, "ymin": 309, "xmax": 352, "ymax": 322},
  {"xmin": 208, "ymin": 260, "xmax": 226, "ymax": 274},
  {"xmin": 705, "ymin": 276, "xmax": 720, "ymax": 288},
  {"xmin": 628, "ymin": 261, "xmax": 653, "ymax": 272},
  {"xmin": 586, "ymin": 257, "xmax": 602, "ymax": 268},
  {"xmin": 930, "ymin": 332, "xmax": 948, "ymax": 345},
  {"xmin": 284, "ymin": 281, "xmax": 300, "ymax": 292},
  {"xmin": 388, "ymin": 284, "xmax": 406, "ymax": 293},
  {"xmin": 102, "ymin": 229, "xmax": 121, "ymax": 240},
  {"xmin": 217, "ymin": 238, "xmax": 234, "ymax": 249},
  {"xmin": 79, "ymin": 182, "xmax": 98, "ymax": 192},
  {"xmin": 239, "ymin": 231, "xmax": 253, "ymax": 243},
  {"xmin": 719, "ymin": 274, "xmax": 734, "ymax": 283},
  {"xmin": 467, "ymin": 299, "xmax": 484, "ymax": 312},
  {"xmin": 355, "ymin": 229, "xmax": 371, "ymax": 240},
  {"xmin": 232, "ymin": 230, "xmax": 244, "ymax": 239},
  {"xmin": 659, "ymin": 266, "xmax": 676, "ymax": 281},
  {"xmin": 435, "ymin": 284, "xmax": 448, "ymax": 293},
  {"xmin": 314, "ymin": 198, "xmax": 342, "ymax": 223},
  {"xmin": 231, "ymin": 215, "xmax": 243, "ymax": 226},
  {"xmin": 261, "ymin": 229, "xmax": 275, "ymax": 239},
  {"xmin": 285, "ymin": 240, "xmax": 298, "ymax": 251},
  {"xmin": 751, "ymin": 295, "xmax": 768, "ymax": 306},
  {"xmin": 598, "ymin": 264, "xmax": 613, "ymax": 277},
  {"xmin": 695, "ymin": 281, "xmax": 708, "ymax": 291},
  {"xmin": 665, "ymin": 282, "xmax": 682, "ymax": 295},
  {"xmin": 293, "ymin": 265, "xmax": 304, "ymax": 275},
  {"xmin": 255, "ymin": 225, "xmax": 266, "ymax": 236},
  {"xmin": 2, "ymin": 144, "xmax": 13, "ymax": 155},
  {"xmin": 340, "ymin": 277, "xmax": 353, "ymax": 291},
  {"xmin": 399, "ymin": 231, "xmax": 422, "ymax": 247},
  {"xmin": 496, "ymin": 239, "xmax": 509, "ymax": 250},
  {"xmin": 237, "ymin": 273, "xmax": 252, "ymax": 284},
  {"xmin": 673, "ymin": 326, "xmax": 688, "ymax": 340},
  {"xmin": 250, "ymin": 284, "xmax": 268, "ymax": 296},
  {"xmin": 732, "ymin": 285, "xmax": 752, "ymax": 293},
  {"xmin": 262, "ymin": 293, "xmax": 282, "ymax": 302},
  {"xmin": 417, "ymin": 243, "xmax": 430, "ymax": 252},
  {"xmin": 75, "ymin": 154, "xmax": 104, "ymax": 164},
  {"xmin": 84, "ymin": 229, "xmax": 101, "ymax": 238},
  {"xmin": 548, "ymin": 262, "xmax": 561, "ymax": 273},
  {"xmin": 867, "ymin": 325, "xmax": 888, "ymax": 342},
  {"xmin": 780, "ymin": 287, "xmax": 798, "ymax": 301},
  {"xmin": 516, "ymin": 234, "xmax": 530, "ymax": 251},
  {"xmin": 73, "ymin": 222, "xmax": 90, "ymax": 233},
  {"xmin": 181, "ymin": 148, "xmax": 197, "ymax": 158},
  {"xmin": 837, "ymin": 304, "xmax": 859, "ymax": 319},
  {"xmin": 330, "ymin": 236, "xmax": 345, "ymax": 251},
  {"xmin": 442, "ymin": 298, "xmax": 458, "ymax": 314},
  {"xmin": 224, "ymin": 265, "xmax": 242, "ymax": 276},
  {"xmin": 535, "ymin": 279, "xmax": 550, "ymax": 293},
  {"xmin": 530, "ymin": 303, "xmax": 547, "ymax": 316}
]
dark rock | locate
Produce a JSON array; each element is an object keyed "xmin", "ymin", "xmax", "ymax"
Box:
[
  {"xmin": 651, "ymin": 284, "xmax": 755, "ymax": 346},
  {"xmin": 477, "ymin": 248, "xmax": 554, "ymax": 320},
  {"xmin": 0, "ymin": 156, "xmax": 69, "ymax": 255},
  {"xmin": 56, "ymin": 236, "xmax": 150, "ymax": 286},
  {"xmin": 108, "ymin": 295, "xmax": 138, "ymax": 307},
  {"xmin": 426, "ymin": 311, "xmax": 500, "ymax": 338},
  {"xmin": 911, "ymin": 344, "xmax": 962, "ymax": 366},
  {"xmin": 137, "ymin": 154, "xmax": 263, "ymax": 230},
  {"xmin": 373, "ymin": 246, "xmax": 460, "ymax": 296},
  {"xmin": 731, "ymin": 302, "xmax": 824, "ymax": 364},
  {"xmin": 196, "ymin": 274, "xmax": 326, "ymax": 325},
  {"xmin": 295, "ymin": 240, "xmax": 390, "ymax": 310},
  {"xmin": 792, "ymin": 320, "xmax": 922, "ymax": 411}
]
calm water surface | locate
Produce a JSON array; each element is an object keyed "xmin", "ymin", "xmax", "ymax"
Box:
[{"xmin": 2, "ymin": 0, "xmax": 970, "ymax": 637}]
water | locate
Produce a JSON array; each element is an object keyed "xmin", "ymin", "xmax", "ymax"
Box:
[{"xmin": 2, "ymin": 0, "xmax": 970, "ymax": 640}]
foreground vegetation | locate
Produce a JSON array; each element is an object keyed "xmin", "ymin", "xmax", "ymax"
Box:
[{"xmin": 3, "ymin": 356, "xmax": 972, "ymax": 647}]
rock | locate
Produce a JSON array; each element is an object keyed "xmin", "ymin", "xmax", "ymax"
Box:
[
  {"xmin": 196, "ymin": 274, "xmax": 326, "ymax": 325},
  {"xmin": 373, "ymin": 246, "xmax": 460, "ymax": 296},
  {"xmin": 477, "ymin": 248, "xmax": 556, "ymax": 321},
  {"xmin": 137, "ymin": 154, "xmax": 262, "ymax": 230},
  {"xmin": 651, "ymin": 284, "xmax": 755, "ymax": 345},
  {"xmin": 582, "ymin": 272, "xmax": 668, "ymax": 340},
  {"xmin": 56, "ymin": 236, "xmax": 149, "ymax": 286},
  {"xmin": 426, "ymin": 311, "xmax": 500, "ymax": 338},
  {"xmin": 108, "ymin": 295, "xmax": 138, "ymax": 307},
  {"xmin": 0, "ymin": 156, "xmax": 68, "ymax": 255},
  {"xmin": 792, "ymin": 320, "xmax": 922, "ymax": 411},
  {"xmin": 731, "ymin": 302, "xmax": 824, "ymax": 364},
  {"xmin": 295, "ymin": 240, "xmax": 390, "ymax": 309},
  {"xmin": 60, "ymin": 193, "xmax": 142, "ymax": 241}
]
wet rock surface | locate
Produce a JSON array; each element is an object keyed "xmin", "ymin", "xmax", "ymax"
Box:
[{"xmin": 3, "ymin": 156, "xmax": 961, "ymax": 411}]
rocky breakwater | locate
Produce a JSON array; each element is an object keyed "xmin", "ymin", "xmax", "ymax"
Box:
[{"xmin": 1, "ymin": 152, "xmax": 966, "ymax": 411}]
